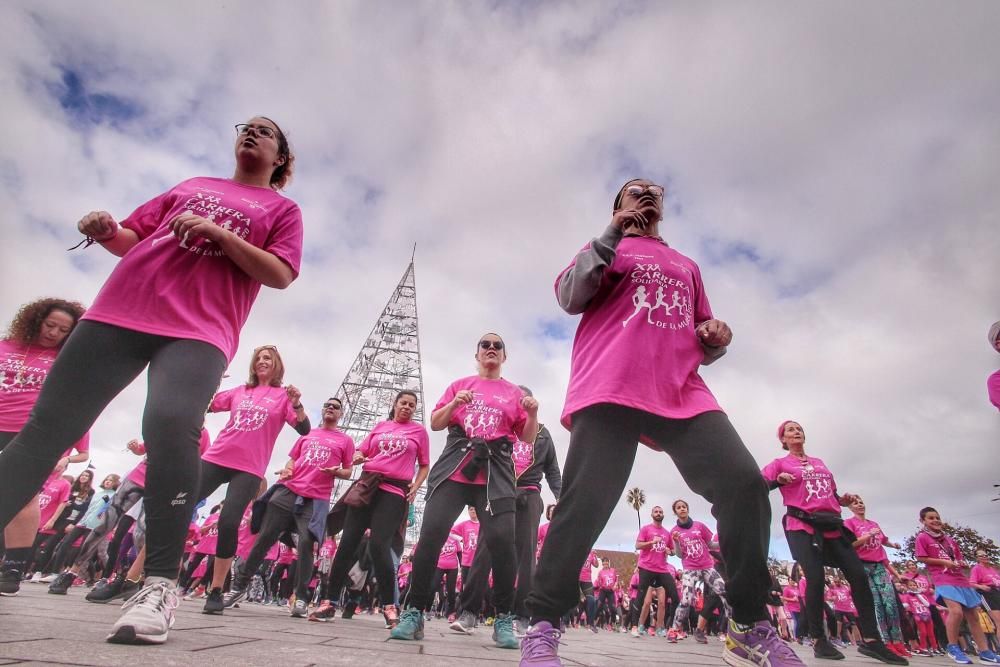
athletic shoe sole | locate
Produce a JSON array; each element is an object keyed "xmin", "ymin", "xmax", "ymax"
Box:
[
  {"xmin": 449, "ymin": 620, "xmax": 474, "ymax": 634},
  {"xmin": 106, "ymin": 625, "xmax": 169, "ymax": 645}
]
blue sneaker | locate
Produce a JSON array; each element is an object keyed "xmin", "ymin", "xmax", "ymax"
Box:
[
  {"xmin": 979, "ymin": 650, "xmax": 1000, "ymax": 664},
  {"xmin": 389, "ymin": 607, "xmax": 424, "ymax": 640},
  {"xmin": 492, "ymin": 613, "xmax": 519, "ymax": 649},
  {"xmin": 947, "ymin": 644, "xmax": 973, "ymax": 665}
]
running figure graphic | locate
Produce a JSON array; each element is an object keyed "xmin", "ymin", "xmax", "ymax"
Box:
[{"xmin": 622, "ymin": 285, "xmax": 653, "ymax": 327}]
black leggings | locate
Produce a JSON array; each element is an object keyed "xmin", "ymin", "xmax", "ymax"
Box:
[
  {"xmin": 405, "ymin": 479, "xmax": 516, "ymax": 614},
  {"xmin": 49, "ymin": 525, "xmax": 91, "ymax": 574},
  {"xmin": 196, "ymin": 460, "xmax": 263, "ymax": 560},
  {"xmin": 595, "ymin": 589, "xmax": 617, "ymax": 624},
  {"xmin": 636, "ymin": 568, "xmax": 680, "ymax": 627},
  {"xmin": 433, "ymin": 567, "xmax": 458, "ymax": 614},
  {"xmin": 527, "ymin": 404, "xmax": 771, "ymax": 627},
  {"xmin": 325, "ymin": 489, "xmax": 406, "ymax": 607},
  {"xmin": 0, "ymin": 321, "xmax": 226, "ymax": 579},
  {"xmin": 785, "ymin": 529, "xmax": 879, "ymax": 640}
]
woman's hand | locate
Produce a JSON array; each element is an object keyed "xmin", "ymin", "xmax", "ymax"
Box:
[
  {"xmin": 696, "ymin": 319, "xmax": 732, "ymax": 348},
  {"xmin": 126, "ymin": 439, "xmax": 143, "ymax": 455},
  {"xmin": 407, "ymin": 481, "xmax": 420, "ymax": 503},
  {"xmin": 521, "ymin": 395, "xmax": 539, "ymax": 416},
  {"xmin": 612, "ymin": 208, "xmax": 649, "ymax": 232},
  {"xmin": 78, "ymin": 211, "xmax": 118, "ymax": 240},
  {"xmin": 776, "ymin": 472, "xmax": 795, "ymax": 485},
  {"xmin": 168, "ymin": 212, "xmax": 226, "ymax": 244},
  {"xmin": 453, "ymin": 390, "xmax": 474, "ymax": 406},
  {"xmin": 286, "ymin": 385, "xmax": 303, "ymax": 406}
]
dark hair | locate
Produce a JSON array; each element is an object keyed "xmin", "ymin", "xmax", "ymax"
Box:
[
  {"xmin": 5, "ymin": 298, "xmax": 86, "ymax": 346},
  {"xmin": 476, "ymin": 333, "xmax": 507, "ymax": 362},
  {"xmin": 72, "ymin": 470, "xmax": 94, "ymax": 499},
  {"xmin": 545, "ymin": 504, "xmax": 556, "ymax": 521},
  {"xmin": 671, "ymin": 499, "xmax": 688, "ymax": 513},
  {"xmin": 388, "ymin": 390, "xmax": 418, "ymax": 419},
  {"xmin": 259, "ymin": 116, "xmax": 294, "ymax": 190},
  {"xmin": 613, "ymin": 178, "xmax": 645, "ymax": 211},
  {"xmin": 919, "ymin": 506, "xmax": 938, "ymax": 521}
]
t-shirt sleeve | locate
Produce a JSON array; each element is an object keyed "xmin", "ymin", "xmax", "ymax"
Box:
[
  {"xmin": 914, "ymin": 533, "xmax": 930, "ymax": 558},
  {"xmin": 638, "ymin": 526, "xmax": 648, "ymax": 543},
  {"xmin": 761, "ymin": 459, "xmax": 780, "ymax": 482},
  {"xmin": 288, "ymin": 436, "xmax": 304, "ymax": 460},
  {"xmin": 358, "ymin": 428, "xmax": 377, "ymax": 458},
  {"xmin": 73, "ymin": 433, "xmax": 90, "ymax": 454},
  {"xmin": 511, "ymin": 401, "xmax": 528, "ymax": 439},
  {"xmin": 282, "ymin": 393, "xmax": 298, "ymax": 427},
  {"xmin": 339, "ymin": 437, "xmax": 354, "ymax": 468},
  {"xmin": 434, "ymin": 381, "xmax": 459, "ymax": 412},
  {"xmin": 58, "ymin": 481, "xmax": 71, "ymax": 504},
  {"xmin": 691, "ymin": 262, "xmax": 714, "ymax": 324},
  {"xmin": 209, "ymin": 387, "xmax": 237, "ymax": 413},
  {"xmin": 119, "ymin": 187, "xmax": 178, "ymax": 240},
  {"xmin": 698, "ymin": 523, "xmax": 714, "ymax": 542},
  {"xmin": 416, "ymin": 427, "xmax": 431, "ymax": 466},
  {"xmin": 262, "ymin": 201, "xmax": 304, "ymax": 279}
]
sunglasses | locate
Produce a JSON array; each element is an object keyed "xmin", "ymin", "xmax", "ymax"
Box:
[
  {"xmin": 479, "ymin": 340, "xmax": 504, "ymax": 351},
  {"xmin": 323, "ymin": 402, "xmax": 343, "ymax": 410}
]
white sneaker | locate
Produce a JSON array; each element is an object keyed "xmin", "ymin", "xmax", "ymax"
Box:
[
  {"xmin": 29, "ymin": 572, "xmax": 43, "ymax": 583},
  {"xmin": 106, "ymin": 578, "xmax": 179, "ymax": 645},
  {"xmin": 38, "ymin": 573, "xmax": 57, "ymax": 584}
]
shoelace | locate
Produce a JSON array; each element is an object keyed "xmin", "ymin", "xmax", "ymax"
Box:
[
  {"xmin": 495, "ymin": 616, "xmax": 513, "ymax": 634},
  {"xmin": 121, "ymin": 582, "xmax": 179, "ymax": 615},
  {"xmin": 523, "ymin": 627, "xmax": 563, "ymax": 659},
  {"xmin": 749, "ymin": 625, "xmax": 799, "ymax": 661}
]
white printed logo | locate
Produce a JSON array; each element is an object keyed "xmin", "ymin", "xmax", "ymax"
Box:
[
  {"xmin": 803, "ymin": 477, "xmax": 834, "ymax": 503},
  {"xmin": 171, "ymin": 492, "xmax": 188, "ymax": 507},
  {"xmin": 621, "ymin": 261, "xmax": 693, "ymax": 331}
]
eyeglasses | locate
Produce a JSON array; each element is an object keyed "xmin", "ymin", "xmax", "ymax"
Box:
[
  {"xmin": 623, "ymin": 184, "xmax": 664, "ymax": 198},
  {"xmin": 323, "ymin": 402, "xmax": 343, "ymax": 410},
  {"xmin": 236, "ymin": 124, "xmax": 278, "ymax": 140},
  {"xmin": 479, "ymin": 340, "xmax": 504, "ymax": 351}
]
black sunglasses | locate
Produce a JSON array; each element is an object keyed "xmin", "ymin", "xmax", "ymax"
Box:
[
  {"xmin": 323, "ymin": 402, "xmax": 343, "ymax": 410},
  {"xmin": 479, "ymin": 340, "xmax": 504, "ymax": 351}
]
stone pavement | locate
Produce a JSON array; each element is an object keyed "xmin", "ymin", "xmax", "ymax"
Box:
[{"xmin": 0, "ymin": 585, "xmax": 958, "ymax": 667}]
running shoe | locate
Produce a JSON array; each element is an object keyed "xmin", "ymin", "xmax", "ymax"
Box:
[
  {"xmin": 723, "ymin": 620, "xmax": 806, "ymax": 667},
  {"xmin": 519, "ymin": 620, "xmax": 562, "ymax": 667},
  {"xmin": 657, "ymin": 627, "xmax": 667, "ymax": 638},
  {"xmin": 516, "ymin": 617, "xmax": 530, "ymax": 637},
  {"xmin": 87, "ymin": 575, "xmax": 141, "ymax": 604},
  {"xmin": 666, "ymin": 628, "xmax": 678, "ymax": 642},
  {"xmin": 814, "ymin": 637, "xmax": 846, "ymax": 660},
  {"xmin": 341, "ymin": 601, "xmax": 357, "ymax": 619},
  {"xmin": 493, "ymin": 614, "xmax": 519, "ymax": 649},
  {"xmin": 383, "ymin": 604, "xmax": 400, "ymax": 629},
  {"xmin": 858, "ymin": 639, "xmax": 908, "ymax": 665},
  {"xmin": 290, "ymin": 599, "xmax": 308, "ymax": 618},
  {"xmin": 202, "ymin": 588, "xmax": 224, "ymax": 615},
  {"xmin": 221, "ymin": 585, "xmax": 246, "ymax": 609},
  {"xmin": 28, "ymin": 571, "xmax": 43, "ymax": 583},
  {"xmin": 308, "ymin": 600, "xmax": 336, "ymax": 622},
  {"xmin": 389, "ymin": 607, "xmax": 424, "ymax": 640},
  {"xmin": 589, "ymin": 624, "xmax": 598, "ymax": 634},
  {"xmin": 0, "ymin": 564, "xmax": 21, "ymax": 596},
  {"xmin": 106, "ymin": 578, "xmax": 179, "ymax": 645},
  {"xmin": 38, "ymin": 573, "xmax": 57, "ymax": 584},
  {"xmin": 630, "ymin": 626, "xmax": 641, "ymax": 638},
  {"xmin": 978, "ymin": 650, "xmax": 1000, "ymax": 664},
  {"xmin": 695, "ymin": 628, "xmax": 709, "ymax": 644},
  {"xmin": 47, "ymin": 572, "xmax": 75, "ymax": 595},
  {"xmin": 450, "ymin": 610, "xmax": 478, "ymax": 634}
]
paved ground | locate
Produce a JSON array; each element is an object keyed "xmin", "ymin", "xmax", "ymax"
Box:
[{"xmin": 0, "ymin": 584, "xmax": 958, "ymax": 666}]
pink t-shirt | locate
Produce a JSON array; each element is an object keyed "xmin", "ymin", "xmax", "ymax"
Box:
[
  {"xmin": 195, "ymin": 512, "xmax": 220, "ymax": 555},
  {"xmin": 901, "ymin": 592, "xmax": 932, "ymax": 620},
  {"xmin": 915, "ymin": 531, "xmax": 970, "ymax": 587},
  {"xmin": 536, "ymin": 522, "xmax": 550, "ymax": 561},
  {"xmin": 579, "ymin": 551, "xmax": 598, "ymax": 582},
  {"xmin": 670, "ymin": 521, "xmax": 715, "ymax": 570},
  {"xmin": 235, "ymin": 507, "xmax": 255, "ymax": 560},
  {"xmin": 0, "ymin": 340, "xmax": 60, "ymax": 431},
  {"xmin": 358, "ymin": 419, "xmax": 431, "ymax": 497},
  {"xmin": 37, "ymin": 474, "xmax": 71, "ymax": 533},
  {"xmin": 972, "ymin": 564, "xmax": 1000, "ymax": 589},
  {"xmin": 798, "ymin": 577, "xmax": 807, "ymax": 599},
  {"xmin": 282, "ymin": 427, "xmax": 354, "ymax": 500},
  {"xmin": 988, "ymin": 370, "xmax": 1000, "ymax": 410},
  {"xmin": 512, "ymin": 438, "xmax": 535, "ymax": 482},
  {"xmin": 844, "ymin": 516, "xmax": 890, "ymax": 563},
  {"xmin": 831, "ymin": 585, "xmax": 856, "ymax": 613},
  {"xmin": 596, "ymin": 567, "xmax": 618, "ymax": 590},
  {"xmin": 761, "ymin": 454, "xmax": 841, "ymax": 537},
  {"xmin": 128, "ymin": 429, "xmax": 211, "ymax": 488},
  {"xmin": 319, "ymin": 537, "xmax": 337, "ymax": 562},
  {"xmin": 436, "ymin": 533, "xmax": 462, "ymax": 570},
  {"xmin": 276, "ymin": 542, "xmax": 295, "ymax": 565},
  {"xmin": 455, "ymin": 519, "xmax": 480, "ymax": 567},
  {"xmin": 436, "ymin": 376, "xmax": 528, "ymax": 486},
  {"xmin": 81, "ymin": 177, "xmax": 303, "ymax": 362},
  {"xmin": 264, "ymin": 541, "xmax": 280, "ymax": 561},
  {"xmin": 203, "ymin": 385, "xmax": 299, "ymax": 478},
  {"xmin": 397, "ymin": 561, "xmax": 412, "ymax": 588},
  {"xmin": 629, "ymin": 573, "xmax": 640, "ymax": 599},
  {"xmin": 184, "ymin": 522, "xmax": 200, "ymax": 553},
  {"xmin": 637, "ymin": 523, "xmax": 673, "ymax": 573},
  {"xmin": 782, "ymin": 585, "xmax": 801, "ymax": 613},
  {"xmin": 557, "ymin": 236, "xmax": 722, "ymax": 431}
]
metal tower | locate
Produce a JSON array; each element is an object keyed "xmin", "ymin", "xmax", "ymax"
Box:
[{"xmin": 334, "ymin": 252, "xmax": 426, "ymax": 543}]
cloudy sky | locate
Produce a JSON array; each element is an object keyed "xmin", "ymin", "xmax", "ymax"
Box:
[{"xmin": 2, "ymin": 1, "xmax": 998, "ymax": 563}]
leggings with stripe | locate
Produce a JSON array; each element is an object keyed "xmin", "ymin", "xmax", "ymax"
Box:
[
  {"xmin": 673, "ymin": 567, "xmax": 728, "ymax": 629},
  {"xmin": 863, "ymin": 561, "xmax": 903, "ymax": 642}
]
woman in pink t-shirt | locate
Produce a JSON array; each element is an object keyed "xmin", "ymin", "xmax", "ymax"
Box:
[
  {"xmin": 0, "ymin": 297, "xmax": 87, "ymax": 596},
  {"xmin": 391, "ymin": 333, "xmax": 538, "ymax": 649},
  {"xmin": 915, "ymin": 507, "xmax": 999, "ymax": 663},
  {"xmin": 197, "ymin": 344, "xmax": 309, "ymax": 609},
  {"xmin": 762, "ymin": 421, "xmax": 903, "ymax": 663},
  {"xmin": 0, "ymin": 117, "xmax": 303, "ymax": 645},
  {"xmin": 519, "ymin": 180, "xmax": 793, "ymax": 667},
  {"xmin": 971, "ymin": 550, "xmax": 1000, "ymax": 644},
  {"xmin": 669, "ymin": 499, "xmax": 726, "ymax": 642},
  {"xmin": 845, "ymin": 496, "xmax": 908, "ymax": 655}
]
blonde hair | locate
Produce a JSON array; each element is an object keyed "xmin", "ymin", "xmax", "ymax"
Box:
[{"xmin": 246, "ymin": 345, "xmax": 285, "ymax": 387}]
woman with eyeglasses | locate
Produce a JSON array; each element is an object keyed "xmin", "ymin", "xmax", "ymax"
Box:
[
  {"xmin": 519, "ymin": 178, "xmax": 793, "ymax": 667},
  {"xmin": 0, "ymin": 116, "xmax": 302, "ymax": 645},
  {"xmin": 195, "ymin": 344, "xmax": 310, "ymax": 614},
  {"xmin": 762, "ymin": 421, "xmax": 905, "ymax": 664},
  {"xmin": 391, "ymin": 334, "xmax": 538, "ymax": 649}
]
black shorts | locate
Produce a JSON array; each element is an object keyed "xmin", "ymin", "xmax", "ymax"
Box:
[
  {"xmin": 983, "ymin": 589, "xmax": 1000, "ymax": 610},
  {"xmin": 579, "ymin": 581, "xmax": 594, "ymax": 597},
  {"xmin": 836, "ymin": 610, "xmax": 858, "ymax": 626}
]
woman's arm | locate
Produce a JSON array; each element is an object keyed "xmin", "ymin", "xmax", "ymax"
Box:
[{"xmin": 407, "ymin": 464, "xmax": 430, "ymax": 502}]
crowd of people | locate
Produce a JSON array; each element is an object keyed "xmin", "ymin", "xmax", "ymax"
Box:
[{"xmin": 0, "ymin": 115, "xmax": 997, "ymax": 667}]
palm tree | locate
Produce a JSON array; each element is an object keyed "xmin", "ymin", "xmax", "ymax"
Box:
[{"xmin": 626, "ymin": 487, "xmax": 646, "ymax": 530}]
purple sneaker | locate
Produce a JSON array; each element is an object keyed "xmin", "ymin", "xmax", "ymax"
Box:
[
  {"xmin": 724, "ymin": 620, "xmax": 805, "ymax": 667},
  {"xmin": 520, "ymin": 621, "xmax": 563, "ymax": 667}
]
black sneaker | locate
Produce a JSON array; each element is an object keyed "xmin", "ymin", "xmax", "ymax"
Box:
[
  {"xmin": 0, "ymin": 565, "xmax": 22, "ymax": 596},
  {"xmin": 341, "ymin": 601, "xmax": 357, "ymax": 619},
  {"xmin": 221, "ymin": 585, "xmax": 246, "ymax": 609},
  {"xmin": 203, "ymin": 588, "xmax": 224, "ymax": 614},
  {"xmin": 48, "ymin": 572, "xmax": 76, "ymax": 595},
  {"xmin": 859, "ymin": 639, "xmax": 909, "ymax": 665},
  {"xmin": 87, "ymin": 575, "xmax": 141, "ymax": 604},
  {"xmin": 815, "ymin": 637, "xmax": 847, "ymax": 660}
]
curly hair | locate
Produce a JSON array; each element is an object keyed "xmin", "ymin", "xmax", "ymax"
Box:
[
  {"xmin": 259, "ymin": 116, "xmax": 295, "ymax": 191},
  {"xmin": 5, "ymin": 298, "xmax": 86, "ymax": 346}
]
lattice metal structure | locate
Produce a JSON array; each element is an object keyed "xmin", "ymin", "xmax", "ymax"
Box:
[{"xmin": 333, "ymin": 254, "xmax": 427, "ymax": 544}]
